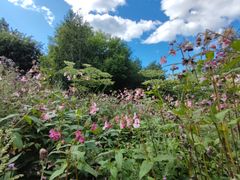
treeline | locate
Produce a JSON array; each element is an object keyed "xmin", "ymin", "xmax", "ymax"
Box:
[{"xmin": 0, "ymin": 11, "xmax": 164, "ymax": 90}]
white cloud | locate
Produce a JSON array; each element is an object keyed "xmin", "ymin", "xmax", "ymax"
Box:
[
  {"xmin": 85, "ymin": 14, "xmax": 160, "ymax": 41},
  {"xmin": 7, "ymin": 0, "xmax": 55, "ymax": 26},
  {"xmin": 64, "ymin": 0, "xmax": 160, "ymax": 41},
  {"xmin": 144, "ymin": 0, "xmax": 240, "ymax": 44}
]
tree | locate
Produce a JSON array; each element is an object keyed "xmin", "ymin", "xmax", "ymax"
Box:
[
  {"xmin": 0, "ymin": 18, "xmax": 41, "ymax": 71},
  {"xmin": 47, "ymin": 11, "xmax": 143, "ymax": 89}
]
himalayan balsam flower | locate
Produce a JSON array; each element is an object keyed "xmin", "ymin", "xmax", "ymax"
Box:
[
  {"xmin": 120, "ymin": 120, "xmax": 125, "ymax": 129},
  {"xmin": 125, "ymin": 115, "xmax": 132, "ymax": 128},
  {"xmin": 89, "ymin": 103, "xmax": 99, "ymax": 115},
  {"xmin": 133, "ymin": 113, "xmax": 140, "ymax": 128},
  {"xmin": 75, "ymin": 130, "xmax": 85, "ymax": 143},
  {"xmin": 103, "ymin": 121, "xmax": 112, "ymax": 130},
  {"xmin": 49, "ymin": 129, "xmax": 61, "ymax": 141},
  {"xmin": 91, "ymin": 122, "xmax": 98, "ymax": 131},
  {"xmin": 169, "ymin": 48, "xmax": 176, "ymax": 56},
  {"xmin": 160, "ymin": 56, "xmax": 167, "ymax": 65}
]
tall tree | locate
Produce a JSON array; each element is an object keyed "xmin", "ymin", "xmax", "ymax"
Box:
[{"xmin": 47, "ymin": 11, "xmax": 143, "ymax": 89}]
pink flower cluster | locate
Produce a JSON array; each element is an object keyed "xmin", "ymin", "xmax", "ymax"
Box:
[
  {"xmin": 75, "ymin": 130, "xmax": 85, "ymax": 143},
  {"xmin": 115, "ymin": 113, "xmax": 141, "ymax": 129},
  {"xmin": 49, "ymin": 129, "xmax": 61, "ymax": 141},
  {"xmin": 89, "ymin": 102, "xmax": 99, "ymax": 115}
]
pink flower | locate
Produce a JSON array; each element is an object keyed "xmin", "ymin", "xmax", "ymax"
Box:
[
  {"xmin": 210, "ymin": 44, "xmax": 216, "ymax": 49},
  {"xmin": 49, "ymin": 129, "xmax": 61, "ymax": 141},
  {"xmin": 91, "ymin": 122, "xmax": 98, "ymax": 131},
  {"xmin": 89, "ymin": 103, "xmax": 99, "ymax": 115},
  {"xmin": 133, "ymin": 113, "xmax": 140, "ymax": 128},
  {"xmin": 160, "ymin": 56, "xmax": 167, "ymax": 65},
  {"xmin": 58, "ymin": 104, "xmax": 65, "ymax": 110},
  {"xmin": 125, "ymin": 115, "xmax": 132, "ymax": 128},
  {"xmin": 103, "ymin": 121, "xmax": 112, "ymax": 130},
  {"xmin": 169, "ymin": 48, "xmax": 176, "ymax": 56},
  {"xmin": 20, "ymin": 76, "xmax": 28, "ymax": 82},
  {"xmin": 186, "ymin": 100, "xmax": 193, "ymax": 108},
  {"xmin": 75, "ymin": 130, "xmax": 85, "ymax": 143},
  {"xmin": 115, "ymin": 115, "xmax": 120, "ymax": 123},
  {"xmin": 41, "ymin": 113, "xmax": 50, "ymax": 121},
  {"xmin": 120, "ymin": 120, "xmax": 125, "ymax": 129}
]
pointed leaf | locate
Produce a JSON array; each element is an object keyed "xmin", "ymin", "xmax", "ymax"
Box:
[{"xmin": 139, "ymin": 160, "xmax": 154, "ymax": 179}]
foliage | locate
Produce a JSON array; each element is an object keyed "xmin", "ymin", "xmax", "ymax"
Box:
[
  {"xmin": 46, "ymin": 11, "xmax": 142, "ymax": 89},
  {"xmin": 1, "ymin": 25, "xmax": 240, "ymax": 180},
  {"xmin": 60, "ymin": 61, "xmax": 114, "ymax": 92},
  {"xmin": 0, "ymin": 18, "xmax": 41, "ymax": 71}
]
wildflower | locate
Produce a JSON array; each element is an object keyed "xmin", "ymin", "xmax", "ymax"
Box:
[
  {"xmin": 8, "ymin": 163, "xmax": 16, "ymax": 170},
  {"xmin": 210, "ymin": 44, "xmax": 216, "ymax": 49},
  {"xmin": 75, "ymin": 130, "xmax": 85, "ymax": 143},
  {"xmin": 160, "ymin": 56, "xmax": 167, "ymax": 65},
  {"xmin": 183, "ymin": 42, "xmax": 193, "ymax": 52},
  {"xmin": 115, "ymin": 115, "xmax": 120, "ymax": 123},
  {"xmin": 133, "ymin": 113, "xmax": 140, "ymax": 128},
  {"xmin": 169, "ymin": 48, "xmax": 176, "ymax": 56},
  {"xmin": 41, "ymin": 113, "xmax": 50, "ymax": 121},
  {"xmin": 170, "ymin": 64, "xmax": 179, "ymax": 71},
  {"xmin": 221, "ymin": 94, "xmax": 227, "ymax": 102},
  {"xmin": 91, "ymin": 122, "xmax": 98, "ymax": 131},
  {"xmin": 20, "ymin": 76, "xmax": 28, "ymax": 82},
  {"xmin": 39, "ymin": 148, "xmax": 48, "ymax": 160},
  {"xmin": 89, "ymin": 102, "xmax": 99, "ymax": 115},
  {"xmin": 103, "ymin": 121, "xmax": 112, "ymax": 130},
  {"xmin": 125, "ymin": 115, "xmax": 132, "ymax": 128},
  {"xmin": 49, "ymin": 129, "xmax": 61, "ymax": 141},
  {"xmin": 58, "ymin": 104, "xmax": 65, "ymax": 110},
  {"xmin": 196, "ymin": 36, "xmax": 202, "ymax": 46},
  {"xmin": 186, "ymin": 100, "xmax": 193, "ymax": 108},
  {"xmin": 120, "ymin": 120, "xmax": 125, "ymax": 129}
]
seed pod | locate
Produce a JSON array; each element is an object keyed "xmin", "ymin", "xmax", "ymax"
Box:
[{"xmin": 39, "ymin": 148, "xmax": 48, "ymax": 160}]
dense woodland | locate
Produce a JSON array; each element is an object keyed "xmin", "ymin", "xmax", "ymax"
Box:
[{"xmin": 0, "ymin": 11, "xmax": 240, "ymax": 180}]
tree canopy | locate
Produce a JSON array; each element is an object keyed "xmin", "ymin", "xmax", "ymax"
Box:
[
  {"xmin": 46, "ymin": 11, "xmax": 142, "ymax": 89},
  {"xmin": 0, "ymin": 18, "xmax": 42, "ymax": 71}
]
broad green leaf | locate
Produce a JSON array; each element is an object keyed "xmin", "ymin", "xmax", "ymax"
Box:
[
  {"xmin": 215, "ymin": 109, "xmax": 230, "ymax": 121},
  {"xmin": 110, "ymin": 166, "xmax": 118, "ymax": 179},
  {"xmin": 49, "ymin": 163, "xmax": 67, "ymax": 180},
  {"xmin": 154, "ymin": 154, "xmax": 174, "ymax": 162},
  {"xmin": 139, "ymin": 160, "xmax": 154, "ymax": 179},
  {"xmin": 13, "ymin": 132, "xmax": 23, "ymax": 149},
  {"xmin": 205, "ymin": 51, "xmax": 214, "ymax": 60},
  {"xmin": 0, "ymin": 114, "xmax": 19, "ymax": 124},
  {"xmin": 115, "ymin": 151, "xmax": 123, "ymax": 170},
  {"xmin": 83, "ymin": 164, "xmax": 98, "ymax": 177},
  {"xmin": 8, "ymin": 153, "xmax": 22, "ymax": 164},
  {"xmin": 231, "ymin": 40, "xmax": 240, "ymax": 51}
]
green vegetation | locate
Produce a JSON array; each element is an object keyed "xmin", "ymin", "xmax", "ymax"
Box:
[{"xmin": 0, "ymin": 13, "xmax": 240, "ymax": 180}]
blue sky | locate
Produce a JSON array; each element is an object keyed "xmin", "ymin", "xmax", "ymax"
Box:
[{"xmin": 0, "ymin": 0, "xmax": 240, "ymax": 68}]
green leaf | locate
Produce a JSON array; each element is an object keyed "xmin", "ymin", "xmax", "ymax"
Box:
[
  {"xmin": 83, "ymin": 164, "xmax": 98, "ymax": 177},
  {"xmin": 49, "ymin": 163, "xmax": 67, "ymax": 180},
  {"xmin": 205, "ymin": 51, "xmax": 214, "ymax": 60},
  {"xmin": 12, "ymin": 132, "xmax": 23, "ymax": 149},
  {"xmin": 215, "ymin": 109, "xmax": 230, "ymax": 121},
  {"xmin": 8, "ymin": 153, "xmax": 22, "ymax": 164},
  {"xmin": 110, "ymin": 166, "xmax": 118, "ymax": 179},
  {"xmin": 115, "ymin": 151, "xmax": 123, "ymax": 170},
  {"xmin": 231, "ymin": 40, "xmax": 240, "ymax": 51},
  {"xmin": 139, "ymin": 160, "xmax": 154, "ymax": 179},
  {"xmin": 0, "ymin": 114, "xmax": 19, "ymax": 124}
]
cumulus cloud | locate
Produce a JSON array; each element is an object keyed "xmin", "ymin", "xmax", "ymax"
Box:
[
  {"xmin": 144, "ymin": 0, "xmax": 240, "ymax": 44},
  {"xmin": 64, "ymin": 0, "xmax": 126, "ymax": 15},
  {"xmin": 7, "ymin": 0, "xmax": 55, "ymax": 26},
  {"xmin": 64, "ymin": 0, "xmax": 160, "ymax": 41}
]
